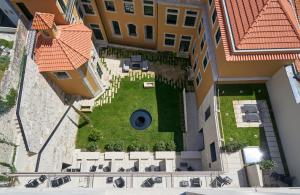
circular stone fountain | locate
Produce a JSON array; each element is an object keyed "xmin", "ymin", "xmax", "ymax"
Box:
[{"xmin": 130, "ymin": 109, "xmax": 152, "ymax": 130}]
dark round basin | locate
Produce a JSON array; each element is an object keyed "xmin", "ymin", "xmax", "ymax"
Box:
[{"xmin": 130, "ymin": 109, "xmax": 152, "ymax": 130}]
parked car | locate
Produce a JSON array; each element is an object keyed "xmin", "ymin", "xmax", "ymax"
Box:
[
  {"xmin": 25, "ymin": 179, "xmax": 39, "ymax": 188},
  {"xmin": 122, "ymin": 58, "xmax": 131, "ymax": 72}
]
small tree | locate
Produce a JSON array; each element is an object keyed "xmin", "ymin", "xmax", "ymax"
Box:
[
  {"xmin": 114, "ymin": 141, "xmax": 124, "ymax": 151},
  {"xmin": 88, "ymin": 128, "xmax": 102, "ymax": 142},
  {"xmin": 104, "ymin": 143, "xmax": 114, "ymax": 151},
  {"xmin": 139, "ymin": 144, "xmax": 149, "ymax": 151},
  {"xmin": 87, "ymin": 142, "xmax": 98, "ymax": 152},
  {"xmin": 154, "ymin": 141, "xmax": 166, "ymax": 151},
  {"xmin": 128, "ymin": 142, "xmax": 140, "ymax": 152},
  {"xmin": 260, "ymin": 160, "xmax": 277, "ymax": 171},
  {"xmin": 221, "ymin": 141, "xmax": 246, "ymax": 153},
  {"xmin": 165, "ymin": 141, "xmax": 176, "ymax": 151}
]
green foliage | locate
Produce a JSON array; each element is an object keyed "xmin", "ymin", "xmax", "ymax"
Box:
[
  {"xmin": 87, "ymin": 141, "xmax": 98, "ymax": 152},
  {"xmin": 154, "ymin": 141, "xmax": 166, "ymax": 151},
  {"xmin": 259, "ymin": 160, "xmax": 277, "ymax": 171},
  {"xmin": 221, "ymin": 141, "xmax": 246, "ymax": 153},
  {"xmin": 113, "ymin": 141, "xmax": 124, "ymax": 151},
  {"xmin": 5, "ymin": 88, "xmax": 17, "ymax": 108},
  {"xmin": 0, "ymin": 39, "xmax": 14, "ymax": 49},
  {"xmin": 127, "ymin": 142, "xmax": 140, "ymax": 151},
  {"xmin": 165, "ymin": 141, "xmax": 176, "ymax": 151},
  {"xmin": 0, "ymin": 175, "xmax": 10, "ymax": 182},
  {"xmin": 0, "ymin": 56, "xmax": 10, "ymax": 71},
  {"xmin": 88, "ymin": 128, "xmax": 102, "ymax": 142},
  {"xmin": 139, "ymin": 144, "xmax": 149, "ymax": 151},
  {"xmin": 104, "ymin": 143, "xmax": 114, "ymax": 151}
]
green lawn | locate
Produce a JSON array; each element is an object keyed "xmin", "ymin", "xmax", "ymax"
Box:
[
  {"xmin": 76, "ymin": 77, "xmax": 183, "ymax": 151},
  {"xmin": 217, "ymin": 84, "xmax": 272, "ymax": 146}
]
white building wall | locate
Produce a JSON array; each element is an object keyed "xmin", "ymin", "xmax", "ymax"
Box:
[
  {"xmin": 267, "ymin": 66, "xmax": 300, "ymax": 186},
  {"xmin": 198, "ymin": 85, "xmax": 223, "ymax": 171}
]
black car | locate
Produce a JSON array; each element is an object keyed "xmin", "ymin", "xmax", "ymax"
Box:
[
  {"xmin": 25, "ymin": 179, "xmax": 39, "ymax": 188},
  {"xmin": 63, "ymin": 176, "xmax": 71, "ymax": 184},
  {"xmin": 51, "ymin": 177, "xmax": 64, "ymax": 187},
  {"xmin": 39, "ymin": 175, "xmax": 47, "ymax": 183},
  {"xmin": 141, "ymin": 178, "xmax": 155, "ymax": 188}
]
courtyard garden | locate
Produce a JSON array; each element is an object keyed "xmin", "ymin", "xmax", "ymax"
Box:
[
  {"xmin": 76, "ymin": 76, "xmax": 184, "ymax": 152},
  {"xmin": 217, "ymin": 84, "xmax": 274, "ymax": 147}
]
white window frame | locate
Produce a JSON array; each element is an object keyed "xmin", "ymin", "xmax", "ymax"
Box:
[
  {"xmin": 193, "ymin": 56, "xmax": 198, "ymax": 72},
  {"xmin": 143, "ymin": 0, "xmax": 154, "ymax": 17},
  {"xmin": 144, "ymin": 25, "xmax": 154, "ymax": 41},
  {"xmin": 89, "ymin": 23, "xmax": 104, "ymax": 40},
  {"xmin": 104, "ymin": 0, "xmax": 116, "ymax": 12},
  {"xmin": 179, "ymin": 35, "xmax": 192, "ymax": 53},
  {"xmin": 192, "ymin": 41, "xmax": 196, "ymax": 55},
  {"xmin": 111, "ymin": 20, "xmax": 122, "ymax": 37},
  {"xmin": 183, "ymin": 10, "xmax": 198, "ymax": 28},
  {"xmin": 211, "ymin": 7, "xmax": 217, "ymax": 26},
  {"xmin": 123, "ymin": 0, "xmax": 135, "ymax": 15},
  {"xmin": 215, "ymin": 26, "xmax": 221, "ymax": 48},
  {"xmin": 127, "ymin": 23, "xmax": 138, "ymax": 38},
  {"xmin": 164, "ymin": 33, "xmax": 176, "ymax": 47},
  {"xmin": 202, "ymin": 51, "xmax": 209, "ymax": 72},
  {"xmin": 53, "ymin": 71, "xmax": 72, "ymax": 80},
  {"xmin": 165, "ymin": 8, "xmax": 179, "ymax": 26},
  {"xmin": 195, "ymin": 70, "xmax": 202, "ymax": 87},
  {"xmin": 81, "ymin": 0, "xmax": 96, "ymax": 16}
]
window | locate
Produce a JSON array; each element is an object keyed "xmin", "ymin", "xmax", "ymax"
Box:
[
  {"xmin": 198, "ymin": 21, "xmax": 202, "ymax": 34},
  {"xmin": 144, "ymin": 0, "xmax": 153, "ymax": 16},
  {"xmin": 16, "ymin": 2, "xmax": 33, "ymax": 21},
  {"xmin": 192, "ymin": 42, "xmax": 196, "ymax": 55},
  {"xmin": 215, "ymin": 27, "xmax": 221, "ymax": 45},
  {"xmin": 211, "ymin": 8, "xmax": 217, "ymax": 25},
  {"xmin": 164, "ymin": 34, "xmax": 176, "ymax": 46},
  {"xmin": 58, "ymin": 0, "xmax": 67, "ymax": 13},
  {"xmin": 104, "ymin": 0, "xmax": 115, "ymax": 11},
  {"xmin": 90, "ymin": 24, "xmax": 103, "ymax": 40},
  {"xmin": 123, "ymin": 0, "xmax": 134, "ymax": 14},
  {"xmin": 76, "ymin": 1, "xmax": 84, "ymax": 19},
  {"xmin": 184, "ymin": 10, "xmax": 197, "ymax": 27},
  {"xmin": 127, "ymin": 24, "xmax": 137, "ymax": 36},
  {"xmin": 112, "ymin": 21, "xmax": 121, "ymax": 35},
  {"xmin": 179, "ymin": 35, "xmax": 191, "ymax": 53},
  {"xmin": 82, "ymin": 0, "xmax": 94, "ymax": 15},
  {"xmin": 53, "ymin": 72, "xmax": 70, "ymax": 80},
  {"xmin": 205, "ymin": 106, "xmax": 211, "ymax": 121},
  {"xmin": 208, "ymin": 0, "xmax": 213, "ymax": 6},
  {"xmin": 199, "ymin": 128, "xmax": 205, "ymax": 151},
  {"xmin": 145, "ymin": 25, "xmax": 153, "ymax": 40},
  {"xmin": 166, "ymin": 9, "xmax": 178, "ymax": 25},
  {"xmin": 200, "ymin": 37, "xmax": 205, "ymax": 51},
  {"xmin": 193, "ymin": 57, "xmax": 198, "ymax": 72},
  {"xmin": 196, "ymin": 71, "xmax": 202, "ymax": 86},
  {"xmin": 202, "ymin": 53, "xmax": 208, "ymax": 71},
  {"xmin": 210, "ymin": 142, "xmax": 217, "ymax": 162}
]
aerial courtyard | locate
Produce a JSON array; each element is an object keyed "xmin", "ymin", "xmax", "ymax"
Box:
[{"xmin": 76, "ymin": 76, "xmax": 184, "ymax": 152}]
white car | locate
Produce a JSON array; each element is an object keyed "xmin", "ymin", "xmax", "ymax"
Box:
[{"xmin": 122, "ymin": 58, "xmax": 131, "ymax": 72}]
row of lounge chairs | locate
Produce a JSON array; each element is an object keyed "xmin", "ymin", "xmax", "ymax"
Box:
[{"xmin": 25, "ymin": 175, "xmax": 71, "ymax": 188}]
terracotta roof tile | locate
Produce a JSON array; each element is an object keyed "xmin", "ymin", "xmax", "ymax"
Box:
[
  {"xmin": 34, "ymin": 24, "xmax": 92, "ymax": 72},
  {"xmin": 216, "ymin": 0, "xmax": 300, "ymax": 61},
  {"xmin": 32, "ymin": 12, "xmax": 55, "ymax": 30}
]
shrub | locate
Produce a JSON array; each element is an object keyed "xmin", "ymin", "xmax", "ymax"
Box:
[
  {"xmin": 5, "ymin": 88, "xmax": 17, "ymax": 108},
  {"xmin": 88, "ymin": 128, "xmax": 102, "ymax": 142},
  {"xmin": 165, "ymin": 141, "xmax": 176, "ymax": 151},
  {"xmin": 260, "ymin": 160, "xmax": 277, "ymax": 171},
  {"xmin": 154, "ymin": 141, "xmax": 166, "ymax": 151},
  {"xmin": 127, "ymin": 142, "xmax": 140, "ymax": 151},
  {"xmin": 0, "ymin": 56, "xmax": 10, "ymax": 70},
  {"xmin": 221, "ymin": 141, "xmax": 246, "ymax": 153},
  {"xmin": 0, "ymin": 39, "xmax": 14, "ymax": 49},
  {"xmin": 87, "ymin": 142, "xmax": 98, "ymax": 152},
  {"xmin": 113, "ymin": 141, "xmax": 124, "ymax": 151},
  {"xmin": 104, "ymin": 143, "xmax": 114, "ymax": 151},
  {"xmin": 139, "ymin": 144, "xmax": 149, "ymax": 151}
]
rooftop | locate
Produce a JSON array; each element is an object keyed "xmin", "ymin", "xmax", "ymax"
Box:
[{"xmin": 31, "ymin": 12, "xmax": 55, "ymax": 30}]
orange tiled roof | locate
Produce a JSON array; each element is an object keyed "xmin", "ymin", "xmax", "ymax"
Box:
[
  {"xmin": 34, "ymin": 24, "xmax": 92, "ymax": 72},
  {"xmin": 216, "ymin": 0, "xmax": 300, "ymax": 61},
  {"xmin": 32, "ymin": 12, "xmax": 55, "ymax": 30}
]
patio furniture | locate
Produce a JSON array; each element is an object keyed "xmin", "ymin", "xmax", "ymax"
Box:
[
  {"xmin": 211, "ymin": 176, "xmax": 232, "ymax": 187},
  {"xmin": 118, "ymin": 167, "xmax": 125, "ymax": 172},
  {"xmin": 242, "ymin": 113, "xmax": 260, "ymax": 122},
  {"xmin": 131, "ymin": 55, "xmax": 142, "ymax": 69},
  {"xmin": 90, "ymin": 165, "xmax": 97, "ymax": 172},
  {"xmin": 141, "ymin": 177, "xmax": 155, "ymax": 188},
  {"xmin": 98, "ymin": 164, "xmax": 103, "ymax": 169},
  {"xmin": 106, "ymin": 177, "xmax": 113, "ymax": 184},
  {"xmin": 154, "ymin": 166, "xmax": 160, "ymax": 172},
  {"xmin": 180, "ymin": 162, "xmax": 188, "ymax": 168},
  {"xmin": 190, "ymin": 177, "xmax": 201, "ymax": 187},
  {"xmin": 187, "ymin": 166, "xmax": 194, "ymax": 171},
  {"xmin": 103, "ymin": 166, "xmax": 111, "ymax": 172},
  {"xmin": 154, "ymin": 177, "xmax": 162, "ymax": 183},
  {"xmin": 141, "ymin": 60, "xmax": 149, "ymax": 71},
  {"xmin": 62, "ymin": 176, "xmax": 71, "ymax": 184},
  {"xmin": 122, "ymin": 58, "xmax": 130, "ymax": 72},
  {"xmin": 114, "ymin": 177, "xmax": 125, "ymax": 188},
  {"xmin": 51, "ymin": 177, "xmax": 64, "ymax": 188},
  {"xmin": 222, "ymin": 176, "xmax": 232, "ymax": 185},
  {"xmin": 180, "ymin": 180, "xmax": 189, "ymax": 187},
  {"xmin": 175, "ymin": 168, "xmax": 182, "ymax": 171},
  {"xmin": 39, "ymin": 175, "xmax": 47, "ymax": 183},
  {"xmin": 143, "ymin": 82, "xmax": 155, "ymax": 88},
  {"xmin": 25, "ymin": 179, "xmax": 39, "ymax": 188},
  {"xmin": 241, "ymin": 104, "xmax": 258, "ymax": 113}
]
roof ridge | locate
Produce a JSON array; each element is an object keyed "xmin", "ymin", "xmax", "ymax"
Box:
[
  {"xmin": 56, "ymin": 40, "xmax": 78, "ymax": 70},
  {"xmin": 237, "ymin": 0, "xmax": 272, "ymax": 47},
  {"xmin": 34, "ymin": 12, "xmax": 54, "ymax": 29}
]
